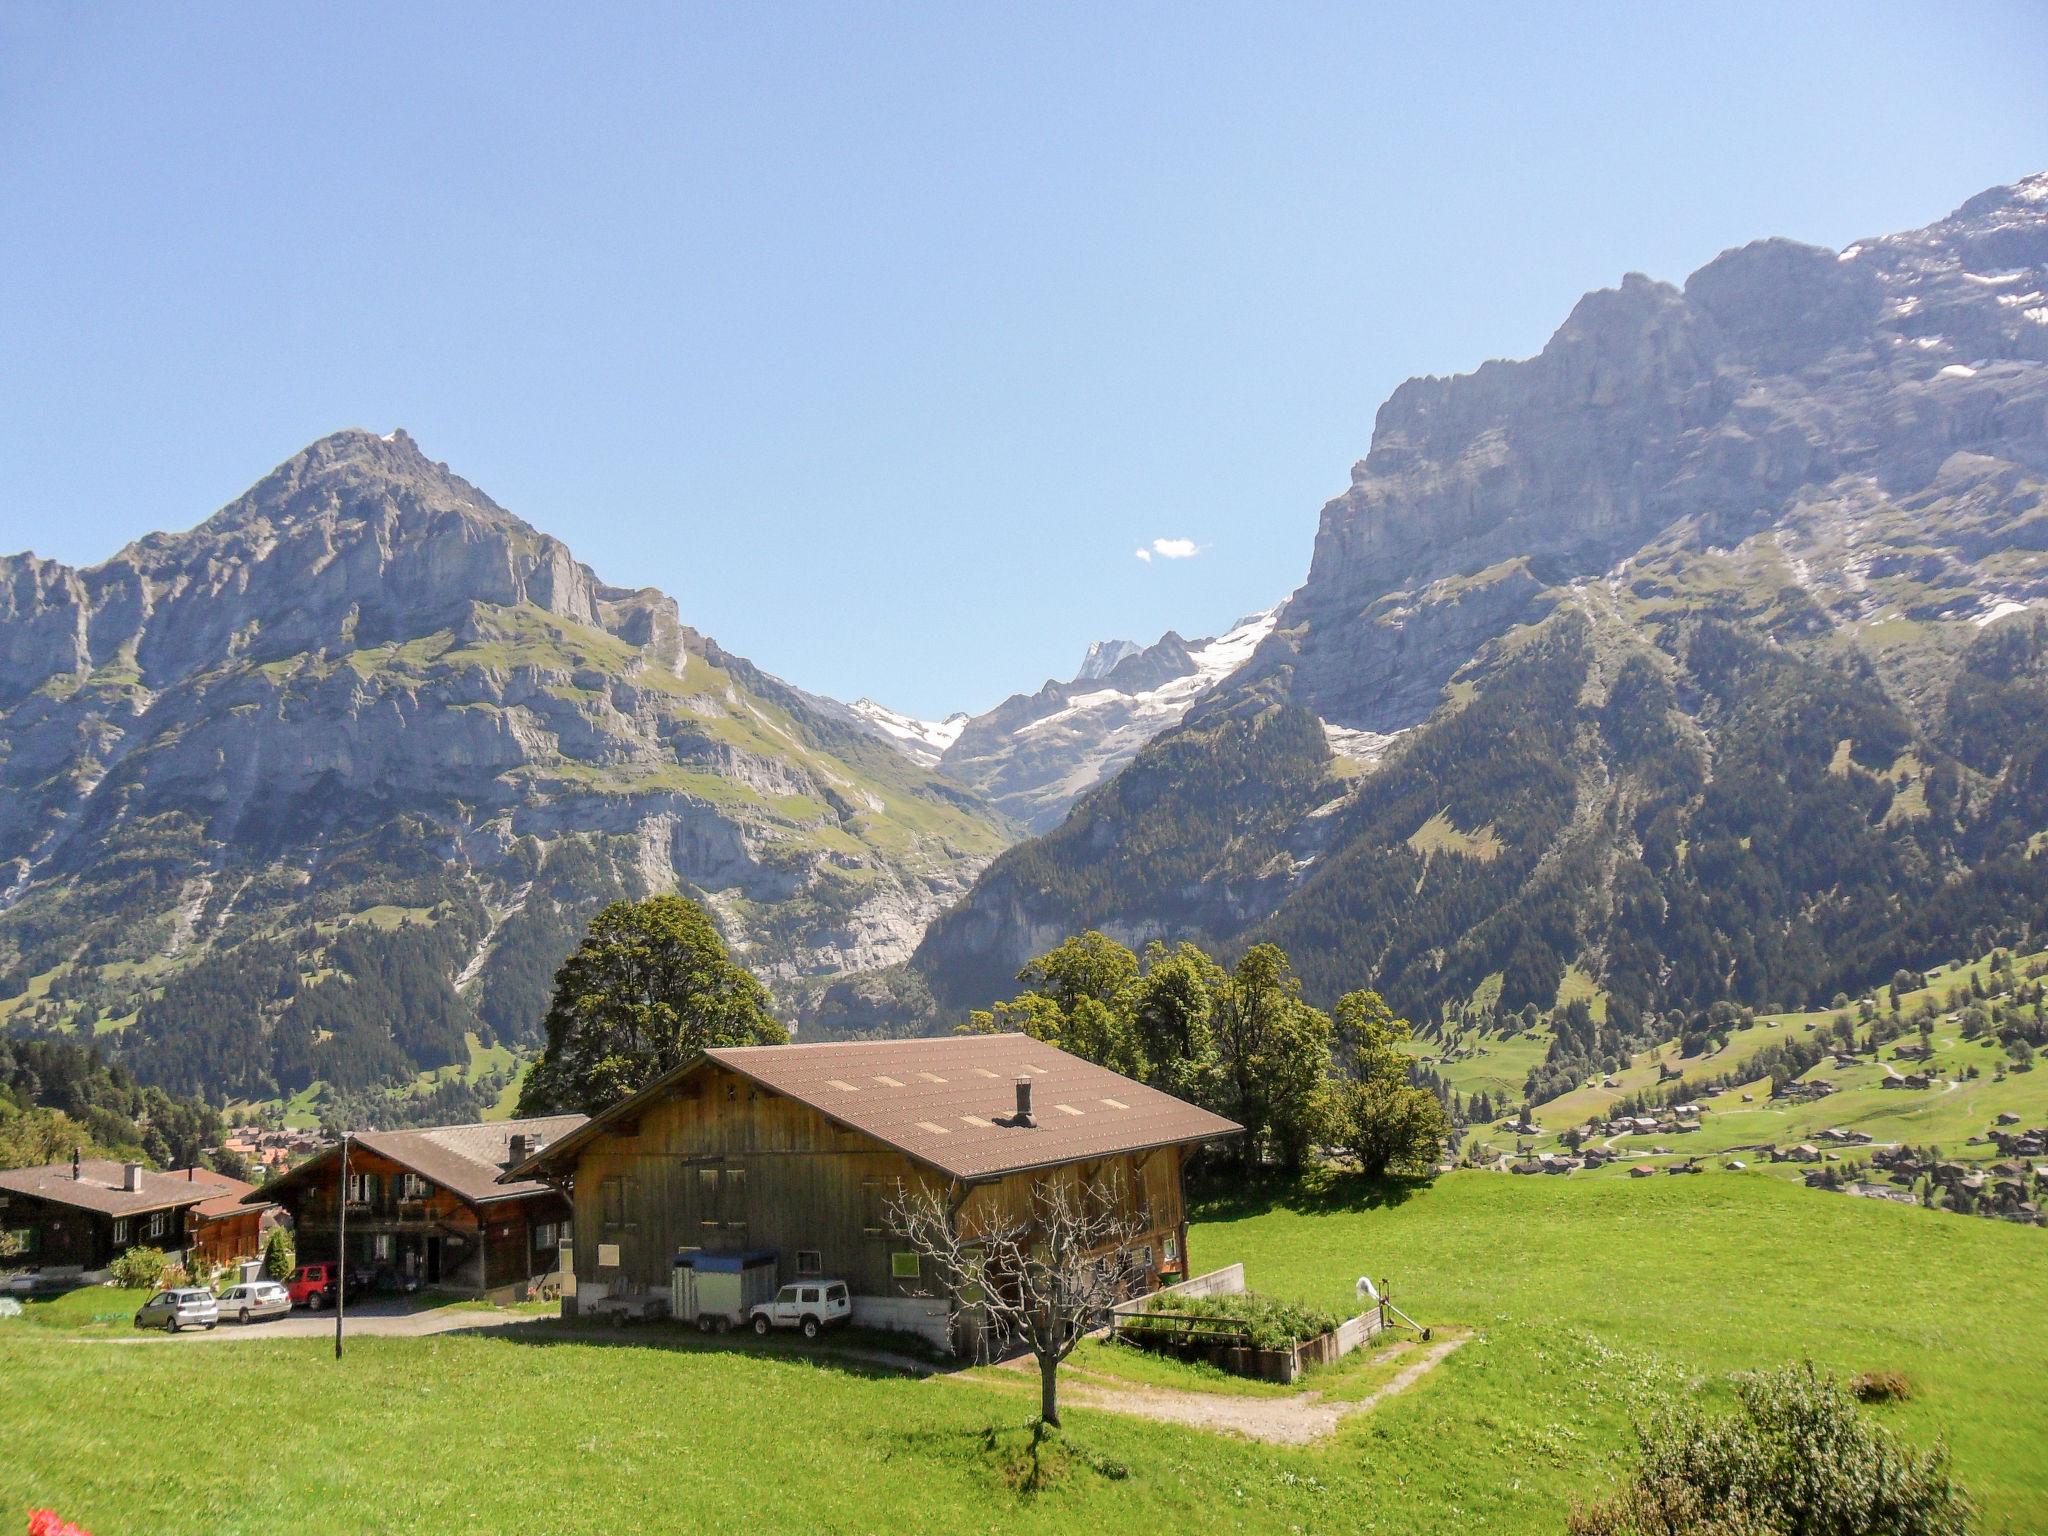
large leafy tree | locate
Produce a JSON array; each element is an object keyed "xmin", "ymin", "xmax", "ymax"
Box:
[
  {"xmin": 1211, "ymin": 945, "xmax": 1331, "ymax": 1169},
  {"xmin": 517, "ymin": 896, "xmax": 785, "ymax": 1116},
  {"xmin": 1324, "ymin": 989, "xmax": 1449, "ymax": 1177}
]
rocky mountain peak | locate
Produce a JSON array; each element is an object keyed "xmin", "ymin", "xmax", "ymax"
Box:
[{"xmin": 1075, "ymin": 637, "xmax": 1142, "ymax": 681}]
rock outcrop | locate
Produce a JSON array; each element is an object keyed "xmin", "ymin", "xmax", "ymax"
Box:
[
  {"xmin": 908, "ymin": 171, "xmax": 2048, "ymax": 1025},
  {"xmin": 0, "ymin": 431, "xmax": 1012, "ymax": 1095}
]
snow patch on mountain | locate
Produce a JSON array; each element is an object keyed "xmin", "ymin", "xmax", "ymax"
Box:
[{"xmin": 848, "ymin": 700, "xmax": 969, "ymax": 768}]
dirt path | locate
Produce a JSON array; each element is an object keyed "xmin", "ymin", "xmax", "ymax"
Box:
[{"xmin": 1035, "ymin": 1333, "xmax": 1468, "ymax": 1445}]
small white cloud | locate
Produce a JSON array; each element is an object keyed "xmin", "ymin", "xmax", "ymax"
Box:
[
  {"xmin": 1134, "ymin": 547, "xmax": 1152, "ymax": 563},
  {"xmin": 1136, "ymin": 537, "xmax": 1200, "ymax": 563}
]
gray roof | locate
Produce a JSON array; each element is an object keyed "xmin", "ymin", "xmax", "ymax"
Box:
[
  {"xmin": 510, "ymin": 1035, "xmax": 1241, "ymax": 1184},
  {"xmin": 250, "ymin": 1115, "xmax": 585, "ymax": 1208},
  {"xmin": 0, "ymin": 1160, "xmax": 239, "ymax": 1218}
]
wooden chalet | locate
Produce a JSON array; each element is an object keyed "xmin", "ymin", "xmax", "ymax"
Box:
[
  {"xmin": 0, "ymin": 1158, "xmax": 275, "ymax": 1275},
  {"xmin": 251, "ymin": 1115, "xmax": 582, "ymax": 1301},
  {"xmin": 504, "ymin": 1034, "xmax": 1241, "ymax": 1349}
]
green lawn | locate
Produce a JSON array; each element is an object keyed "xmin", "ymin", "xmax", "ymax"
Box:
[{"xmin": 0, "ymin": 1173, "xmax": 2040, "ymax": 1534}]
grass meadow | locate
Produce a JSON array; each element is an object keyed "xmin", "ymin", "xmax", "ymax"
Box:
[{"xmin": 2, "ymin": 1173, "xmax": 2042, "ymax": 1534}]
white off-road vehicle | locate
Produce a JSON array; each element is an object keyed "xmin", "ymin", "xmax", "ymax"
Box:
[{"xmin": 749, "ymin": 1280, "xmax": 851, "ymax": 1339}]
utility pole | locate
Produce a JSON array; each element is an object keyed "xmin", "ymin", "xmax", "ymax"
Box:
[{"xmin": 335, "ymin": 1131, "xmax": 349, "ymax": 1361}]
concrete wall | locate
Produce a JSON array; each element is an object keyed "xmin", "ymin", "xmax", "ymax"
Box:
[{"xmin": 851, "ymin": 1293, "xmax": 953, "ymax": 1350}]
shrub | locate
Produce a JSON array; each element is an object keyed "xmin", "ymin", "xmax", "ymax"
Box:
[
  {"xmin": 262, "ymin": 1226, "xmax": 295, "ymax": 1282},
  {"xmin": 183, "ymin": 1250, "xmax": 218, "ymax": 1292},
  {"xmin": 108, "ymin": 1246, "xmax": 167, "ymax": 1291},
  {"xmin": 1852, "ymin": 1369, "xmax": 1913, "ymax": 1403},
  {"xmin": 1569, "ymin": 1363, "xmax": 1973, "ymax": 1536}
]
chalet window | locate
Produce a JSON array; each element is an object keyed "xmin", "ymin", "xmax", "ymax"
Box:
[
  {"xmin": 890, "ymin": 1251, "xmax": 921, "ymax": 1282},
  {"xmin": 4, "ymin": 1227, "xmax": 32, "ymax": 1256},
  {"xmin": 400, "ymin": 1174, "xmax": 429, "ymax": 1200},
  {"xmin": 144, "ymin": 1211, "xmax": 164, "ymax": 1240},
  {"xmin": 721, "ymin": 1168, "xmax": 747, "ymax": 1232},
  {"xmin": 112, "ymin": 1218, "xmax": 130, "ymax": 1245},
  {"xmin": 1162, "ymin": 1235, "xmax": 1179, "ymax": 1264},
  {"xmin": 347, "ymin": 1172, "xmax": 380, "ymax": 1205},
  {"xmin": 534, "ymin": 1222, "xmax": 558, "ymax": 1250},
  {"xmin": 373, "ymin": 1235, "xmax": 394, "ymax": 1262},
  {"xmin": 796, "ymin": 1249, "xmax": 822, "ymax": 1277},
  {"xmin": 601, "ymin": 1177, "xmax": 627, "ymax": 1230},
  {"xmin": 698, "ymin": 1168, "xmax": 720, "ymax": 1228}
]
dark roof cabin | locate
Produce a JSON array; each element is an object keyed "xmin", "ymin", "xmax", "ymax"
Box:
[
  {"xmin": 0, "ymin": 1159, "xmax": 271, "ymax": 1277},
  {"xmin": 250, "ymin": 1115, "xmax": 583, "ymax": 1301},
  {"xmin": 505, "ymin": 1034, "xmax": 1240, "ymax": 1349}
]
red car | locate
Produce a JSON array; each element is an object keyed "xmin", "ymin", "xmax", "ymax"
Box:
[{"xmin": 284, "ymin": 1263, "xmax": 368, "ymax": 1310}]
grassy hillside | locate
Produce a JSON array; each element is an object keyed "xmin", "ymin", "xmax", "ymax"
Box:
[{"xmin": 2, "ymin": 1174, "xmax": 2041, "ymax": 1533}]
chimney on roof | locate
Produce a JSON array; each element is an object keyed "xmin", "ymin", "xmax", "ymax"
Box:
[
  {"xmin": 70, "ymin": 1147, "xmax": 80, "ymax": 1181},
  {"xmin": 122, "ymin": 1163, "xmax": 144, "ymax": 1193},
  {"xmin": 508, "ymin": 1132, "xmax": 542, "ymax": 1168},
  {"xmin": 1014, "ymin": 1079, "xmax": 1035, "ymax": 1128}
]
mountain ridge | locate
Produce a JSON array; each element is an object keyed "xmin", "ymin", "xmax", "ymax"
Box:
[
  {"xmin": 904, "ymin": 170, "xmax": 2048, "ymax": 1031},
  {"xmin": 0, "ymin": 430, "xmax": 1012, "ymax": 1104}
]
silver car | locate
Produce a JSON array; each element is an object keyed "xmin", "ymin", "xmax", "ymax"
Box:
[
  {"xmin": 218, "ymin": 1279, "xmax": 291, "ymax": 1324},
  {"xmin": 133, "ymin": 1287, "xmax": 219, "ymax": 1333}
]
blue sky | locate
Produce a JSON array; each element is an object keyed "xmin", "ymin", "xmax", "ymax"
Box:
[{"xmin": 3, "ymin": 4, "xmax": 2045, "ymax": 716}]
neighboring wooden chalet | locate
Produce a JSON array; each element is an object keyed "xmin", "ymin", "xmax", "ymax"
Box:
[
  {"xmin": 504, "ymin": 1035, "xmax": 1241, "ymax": 1348},
  {"xmin": 0, "ymin": 1158, "xmax": 276, "ymax": 1275},
  {"xmin": 183, "ymin": 1171, "xmax": 272, "ymax": 1268},
  {"xmin": 251, "ymin": 1116, "xmax": 582, "ymax": 1301}
]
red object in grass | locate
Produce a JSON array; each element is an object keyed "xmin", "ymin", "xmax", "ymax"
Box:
[{"xmin": 29, "ymin": 1512, "xmax": 93, "ymax": 1536}]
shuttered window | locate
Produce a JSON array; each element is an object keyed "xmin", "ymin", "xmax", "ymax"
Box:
[
  {"xmin": 698, "ymin": 1168, "xmax": 720, "ymax": 1228},
  {"xmin": 721, "ymin": 1168, "xmax": 748, "ymax": 1233},
  {"xmin": 601, "ymin": 1176, "xmax": 626, "ymax": 1229}
]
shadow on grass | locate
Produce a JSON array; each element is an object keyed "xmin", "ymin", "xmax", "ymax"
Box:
[
  {"xmin": 466, "ymin": 1316, "xmax": 953, "ymax": 1382},
  {"xmin": 1189, "ymin": 1168, "xmax": 1434, "ymax": 1222},
  {"xmin": 893, "ymin": 1419, "xmax": 1130, "ymax": 1497}
]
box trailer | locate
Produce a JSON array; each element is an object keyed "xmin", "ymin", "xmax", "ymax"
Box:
[{"xmin": 672, "ymin": 1249, "xmax": 779, "ymax": 1331}]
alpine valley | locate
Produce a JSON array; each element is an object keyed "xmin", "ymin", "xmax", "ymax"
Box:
[
  {"xmin": 9, "ymin": 170, "xmax": 2048, "ymax": 1115},
  {"xmin": 907, "ymin": 170, "xmax": 2048, "ymax": 1039},
  {"xmin": 0, "ymin": 429, "xmax": 1022, "ymax": 1110}
]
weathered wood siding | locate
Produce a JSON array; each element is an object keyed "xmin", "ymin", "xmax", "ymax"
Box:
[
  {"xmin": 574, "ymin": 1065, "xmax": 945, "ymax": 1298},
  {"xmin": 571, "ymin": 1064, "xmax": 1192, "ymax": 1303}
]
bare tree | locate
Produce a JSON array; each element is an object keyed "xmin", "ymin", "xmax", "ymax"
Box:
[{"xmin": 891, "ymin": 1170, "xmax": 1142, "ymax": 1427}]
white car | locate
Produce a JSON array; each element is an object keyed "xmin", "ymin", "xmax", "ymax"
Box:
[
  {"xmin": 750, "ymin": 1281, "xmax": 852, "ymax": 1339},
  {"xmin": 134, "ymin": 1287, "xmax": 219, "ymax": 1333},
  {"xmin": 219, "ymin": 1279, "xmax": 292, "ymax": 1324}
]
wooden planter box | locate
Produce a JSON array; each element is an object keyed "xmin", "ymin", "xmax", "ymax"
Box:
[{"xmin": 1115, "ymin": 1297, "xmax": 1382, "ymax": 1384}]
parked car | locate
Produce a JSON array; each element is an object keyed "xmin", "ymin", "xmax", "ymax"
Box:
[
  {"xmin": 219, "ymin": 1279, "xmax": 291, "ymax": 1324},
  {"xmin": 134, "ymin": 1288, "xmax": 219, "ymax": 1333},
  {"xmin": 284, "ymin": 1263, "xmax": 369, "ymax": 1310},
  {"xmin": 749, "ymin": 1281, "xmax": 851, "ymax": 1339}
]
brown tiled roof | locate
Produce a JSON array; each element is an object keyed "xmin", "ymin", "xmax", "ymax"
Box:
[
  {"xmin": 509, "ymin": 1035, "xmax": 1241, "ymax": 1184},
  {"xmin": 0, "ymin": 1160, "xmax": 234, "ymax": 1218},
  {"xmin": 247, "ymin": 1115, "xmax": 584, "ymax": 1209},
  {"xmin": 165, "ymin": 1170, "xmax": 271, "ymax": 1220}
]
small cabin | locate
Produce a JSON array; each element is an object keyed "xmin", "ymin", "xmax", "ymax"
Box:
[
  {"xmin": 0, "ymin": 1159, "xmax": 274, "ymax": 1277},
  {"xmin": 252, "ymin": 1116, "xmax": 582, "ymax": 1301},
  {"xmin": 505, "ymin": 1034, "xmax": 1241, "ymax": 1350}
]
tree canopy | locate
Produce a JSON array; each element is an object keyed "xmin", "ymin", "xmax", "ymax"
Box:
[
  {"xmin": 516, "ymin": 895, "xmax": 786, "ymax": 1116},
  {"xmin": 964, "ymin": 930, "xmax": 1448, "ymax": 1175}
]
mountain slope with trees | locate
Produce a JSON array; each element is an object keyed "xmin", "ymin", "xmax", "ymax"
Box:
[
  {"xmin": 0, "ymin": 430, "xmax": 1010, "ymax": 1103},
  {"xmin": 908, "ymin": 171, "xmax": 2048, "ymax": 1035}
]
